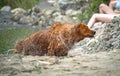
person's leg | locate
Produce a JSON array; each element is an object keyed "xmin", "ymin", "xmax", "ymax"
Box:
[
  {"xmin": 109, "ymin": 1, "xmax": 117, "ymax": 10},
  {"xmin": 87, "ymin": 14, "xmax": 115, "ymax": 28},
  {"xmin": 99, "ymin": 3, "xmax": 115, "ymax": 14}
]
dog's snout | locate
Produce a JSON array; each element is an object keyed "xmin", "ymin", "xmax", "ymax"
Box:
[{"xmin": 93, "ymin": 31, "xmax": 96, "ymax": 35}]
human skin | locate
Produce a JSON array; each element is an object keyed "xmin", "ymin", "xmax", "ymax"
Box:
[
  {"xmin": 87, "ymin": 14, "xmax": 116, "ymax": 28},
  {"xmin": 87, "ymin": 0, "xmax": 118, "ymax": 28}
]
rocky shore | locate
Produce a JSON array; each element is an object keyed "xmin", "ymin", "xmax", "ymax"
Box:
[{"xmin": 0, "ymin": 0, "xmax": 89, "ymax": 27}]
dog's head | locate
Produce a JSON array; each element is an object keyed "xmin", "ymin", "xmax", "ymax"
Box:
[{"xmin": 75, "ymin": 22, "xmax": 96, "ymax": 37}]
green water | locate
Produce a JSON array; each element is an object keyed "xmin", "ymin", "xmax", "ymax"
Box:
[{"xmin": 0, "ymin": 25, "xmax": 42, "ymax": 54}]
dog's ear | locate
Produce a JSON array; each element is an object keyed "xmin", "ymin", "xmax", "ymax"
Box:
[
  {"xmin": 75, "ymin": 22, "xmax": 88, "ymax": 29},
  {"xmin": 74, "ymin": 22, "xmax": 82, "ymax": 32}
]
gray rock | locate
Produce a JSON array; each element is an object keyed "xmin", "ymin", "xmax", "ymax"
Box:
[
  {"xmin": 11, "ymin": 8, "xmax": 26, "ymax": 15},
  {"xmin": 65, "ymin": 9, "xmax": 82, "ymax": 16},
  {"xmin": 0, "ymin": 11, "xmax": 14, "ymax": 25},
  {"xmin": 1, "ymin": 6, "xmax": 11, "ymax": 12},
  {"xmin": 19, "ymin": 16, "xmax": 34, "ymax": 25},
  {"xmin": 53, "ymin": 15, "xmax": 78, "ymax": 24},
  {"xmin": 11, "ymin": 8, "xmax": 27, "ymax": 22}
]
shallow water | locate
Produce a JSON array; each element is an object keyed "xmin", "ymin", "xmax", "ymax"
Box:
[{"xmin": 0, "ymin": 24, "xmax": 42, "ymax": 53}]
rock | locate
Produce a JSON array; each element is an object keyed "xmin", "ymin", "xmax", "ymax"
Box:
[
  {"xmin": 32, "ymin": 1, "xmax": 52, "ymax": 13},
  {"xmin": 53, "ymin": 15, "xmax": 78, "ymax": 24},
  {"xmin": 1, "ymin": 6, "xmax": 11, "ymax": 12},
  {"xmin": 65, "ymin": 9, "xmax": 82, "ymax": 16},
  {"xmin": 11, "ymin": 8, "xmax": 27, "ymax": 21},
  {"xmin": 48, "ymin": 0, "xmax": 57, "ymax": 4},
  {"xmin": 38, "ymin": 21, "xmax": 43, "ymax": 26},
  {"xmin": 52, "ymin": 12, "xmax": 61, "ymax": 17},
  {"xmin": 0, "ymin": 11, "xmax": 14, "ymax": 25},
  {"xmin": 19, "ymin": 16, "xmax": 34, "ymax": 25},
  {"xmin": 11, "ymin": 8, "xmax": 26, "ymax": 15}
]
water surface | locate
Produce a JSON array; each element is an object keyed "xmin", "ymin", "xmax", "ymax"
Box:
[{"xmin": 0, "ymin": 24, "xmax": 42, "ymax": 53}]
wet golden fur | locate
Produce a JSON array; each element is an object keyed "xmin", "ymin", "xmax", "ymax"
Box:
[{"xmin": 14, "ymin": 22, "xmax": 95, "ymax": 56}]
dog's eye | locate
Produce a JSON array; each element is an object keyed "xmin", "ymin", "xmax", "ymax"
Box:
[{"xmin": 83, "ymin": 29, "xmax": 87, "ymax": 32}]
